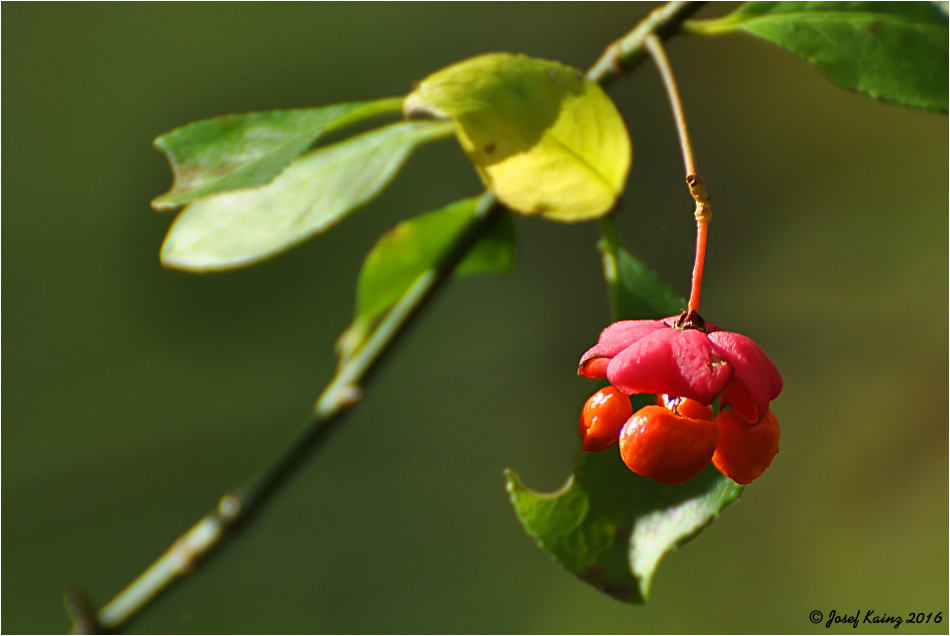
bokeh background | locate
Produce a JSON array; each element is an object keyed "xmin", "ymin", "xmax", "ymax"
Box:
[{"xmin": 4, "ymin": 3, "xmax": 947, "ymax": 634}]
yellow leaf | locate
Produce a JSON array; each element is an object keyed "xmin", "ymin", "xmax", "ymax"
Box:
[{"xmin": 404, "ymin": 53, "xmax": 632, "ymax": 222}]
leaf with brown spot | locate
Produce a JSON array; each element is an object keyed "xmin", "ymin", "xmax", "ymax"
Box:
[
  {"xmin": 689, "ymin": 2, "xmax": 948, "ymax": 111},
  {"xmin": 404, "ymin": 53, "xmax": 632, "ymax": 222}
]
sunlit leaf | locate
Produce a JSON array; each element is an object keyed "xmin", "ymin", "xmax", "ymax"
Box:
[
  {"xmin": 337, "ymin": 194, "xmax": 515, "ymax": 363},
  {"xmin": 152, "ymin": 98, "xmax": 405, "ymax": 210},
  {"xmin": 506, "ymin": 226, "xmax": 743, "ymax": 603},
  {"xmin": 688, "ymin": 2, "xmax": 949, "ymax": 111},
  {"xmin": 161, "ymin": 120, "xmax": 455, "ymax": 271},
  {"xmin": 404, "ymin": 53, "xmax": 632, "ymax": 222}
]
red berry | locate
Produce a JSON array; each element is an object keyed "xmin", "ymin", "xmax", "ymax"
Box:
[
  {"xmin": 721, "ymin": 379, "xmax": 759, "ymax": 423},
  {"xmin": 712, "ymin": 409, "xmax": 780, "ymax": 484},
  {"xmin": 578, "ymin": 386, "xmax": 633, "ymax": 452},
  {"xmin": 657, "ymin": 394, "xmax": 715, "ymax": 420},
  {"xmin": 618, "ymin": 405, "xmax": 719, "ymax": 485}
]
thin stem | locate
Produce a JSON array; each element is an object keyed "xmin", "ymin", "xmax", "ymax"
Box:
[
  {"xmin": 685, "ymin": 172, "xmax": 711, "ymax": 314},
  {"xmin": 643, "ymin": 34, "xmax": 696, "ymax": 176},
  {"xmin": 642, "ymin": 32, "xmax": 711, "ymax": 315},
  {"xmin": 69, "ymin": 3, "xmax": 708, "ymax": 632},
  {"xmin": 598, "ymin": 215, "xmax": 624, "ymax": 320},
  {"xmin": 688, "ymin": 202, "xmax": 709, "ymax": 313}
]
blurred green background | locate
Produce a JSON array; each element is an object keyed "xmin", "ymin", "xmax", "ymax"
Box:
[{"xmin": 4, "ymin": 3, "xmax": 947, "ymax": 634}]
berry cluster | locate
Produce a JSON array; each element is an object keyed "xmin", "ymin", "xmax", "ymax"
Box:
[{"xmin": 577, "ymin": 311, "xmax": 782, "ymax": 485}]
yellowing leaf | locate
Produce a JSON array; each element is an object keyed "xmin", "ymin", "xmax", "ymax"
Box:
[{"xmin": 404, "ymin": 53, "xmax": 632, "ymax": 222}]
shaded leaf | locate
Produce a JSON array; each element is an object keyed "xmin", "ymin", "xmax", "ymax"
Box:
[
  {"xmin": 337, "ymin": 194, "xmax": 515, "ymax": 363},
  {"xmin": 506, "ymin": 458, "xmax": 742, "ymax": 603},
  {"xmin": 689, "ymin": 2, "xmax": 949, "ymax": 111},
  {"xmin": 404, "ymin": 53, "xmax": 632, "ymax": 221},
  {"xmin": 506, "ymin": 224, "xmax": 744, "ymax": 603},
  {"xmin": 153, "ymin": 97, "xmax": 404, "ymax": 210},
  {"xmin": 161, "ymin": 120, "xmax": 455, "ymax": 271},
  {"xmin": 598, "ymin": 222, "xmax": 684, "ymax": 321}
]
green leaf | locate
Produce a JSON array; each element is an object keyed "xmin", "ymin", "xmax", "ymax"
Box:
[
  {"xmin": 160, "ymin": 120, "xmax": 455, "ymax": 271},
  {"xmin": 598, "ymin": 221, "xmax": 684, "ymax": 321},
  {"xmin": 505, "ymin": 223, "xmax": 744, "ymax": 603},
  {"xmin": 506, "ymin": 458, "xmax": 742, "ymax": 603},
  {"xmin": 404, "ymin": 53, "xmax": 632, "ymax": 222},
  {"xmin": 152, "ymin": 97, "xmax": 404, "ymax": 210},
  {"xmin": 336, "ymin": 194, "xmax": 515, "ymax": 363},
  {"xmin": 688, "ymin": 2, "xmax": 949, "ymax": 111}
]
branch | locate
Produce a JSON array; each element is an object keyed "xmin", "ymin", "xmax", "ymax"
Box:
[
  {"xmin": 68, "ymin": 2, "xmax": 707, "ymax": 632},
  {"xmin": 586, "ymin": 1, "xmax": 705, "ymax": 85},
  {"xmin": 75, "ymin": 193, "xmax": 504, "ymax": 634}
]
